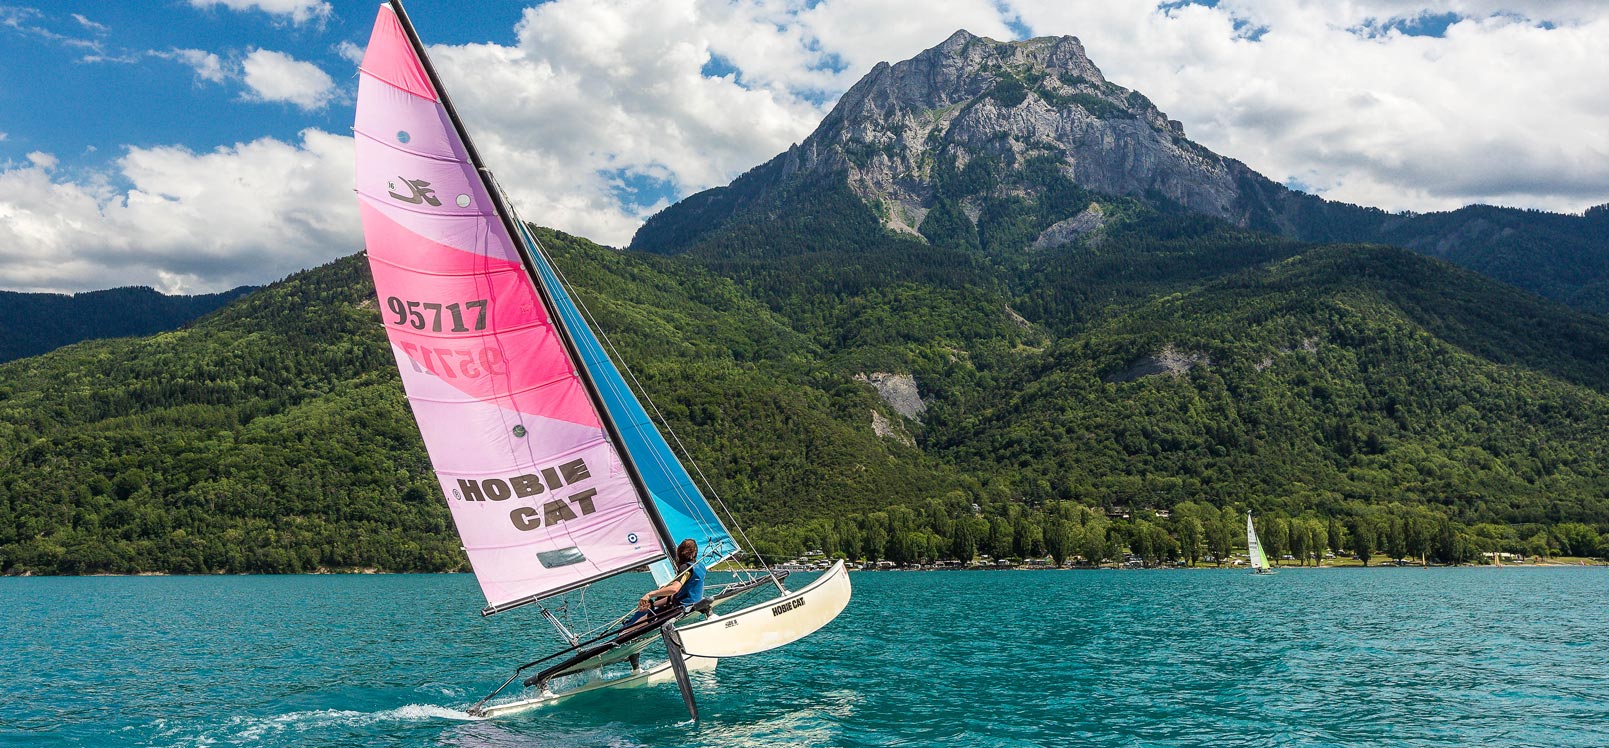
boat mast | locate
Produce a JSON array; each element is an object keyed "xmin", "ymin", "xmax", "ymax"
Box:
[{"xmin": 384, "ymin": 0, "xmax": 679, "ymax": 592}]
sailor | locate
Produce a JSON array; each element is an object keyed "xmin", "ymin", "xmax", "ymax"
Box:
[{"xmin": 623, "ymin": 538, "xmax": 706, "ymax": 630}]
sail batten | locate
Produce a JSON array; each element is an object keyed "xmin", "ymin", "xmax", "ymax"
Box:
[{"xmin": 355, "ymin": 1, "xmax": 672, "ymax": 611}]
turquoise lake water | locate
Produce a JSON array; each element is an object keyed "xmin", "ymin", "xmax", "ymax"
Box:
[{"xmin": 2, "ymin": 568, "xmax": 1606, "ymax": 747}]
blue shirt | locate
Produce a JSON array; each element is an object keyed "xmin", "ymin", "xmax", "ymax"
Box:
[{"xmin": 672, "ymin": 563, "xmax": 706, "ymax": 606}]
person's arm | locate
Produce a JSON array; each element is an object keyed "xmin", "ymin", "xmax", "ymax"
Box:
[{"xmin": 638, "ymin": 576, "xmax": 685, "ymax": 608}]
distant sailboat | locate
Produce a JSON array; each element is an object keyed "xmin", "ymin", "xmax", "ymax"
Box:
[
  {"xmin": 353, "ymin": 0, "xmax": 850, "ymax": 720},
  {"xmin": 1246, "ymin": 512, "xmax": 1276, "ymax": 575}
]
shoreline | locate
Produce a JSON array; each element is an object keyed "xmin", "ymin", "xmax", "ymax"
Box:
[{"xmin": 5, "ymin": 559, "xmax": 1602, "ymax": 578}]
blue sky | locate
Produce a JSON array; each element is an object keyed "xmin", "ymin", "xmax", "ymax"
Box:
[
  {"xmin": 0, "ymin": 2, "xmax": 528, "ymax": 179},
  {"xmin": 1, "ymin": 0, "xmax": 1605, "ymax": 294}
]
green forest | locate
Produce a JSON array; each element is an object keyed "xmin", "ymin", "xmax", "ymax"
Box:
[
  {"xmin": 2, "ymin": 182, "xmax": 1607, "ymax": 573},
  {"xmin": 0, "ymin": 285, "xmax": 251, "ymax": 364}
]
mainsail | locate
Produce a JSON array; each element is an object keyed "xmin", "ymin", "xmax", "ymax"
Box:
[
  {"xmin": 1246, "ymin": 512, "xmax": 1271, "ymax": 572},
  {"xmin": 354, "ymin": 2, "xmax": 675, "ymax": 613}
]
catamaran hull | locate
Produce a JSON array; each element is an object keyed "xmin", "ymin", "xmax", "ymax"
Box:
[
  {"xmin": 476, "ymin": 654, "xmax": 718, "ymax": 718},
  {"xmin": 474, "ymin": 562, "xmax": 850, "ymax": 718},
  {"xmin": 676, "ymin": 560, "xmax": 852, "ymax": 658}
]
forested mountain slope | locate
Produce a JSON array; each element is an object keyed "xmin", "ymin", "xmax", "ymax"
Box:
[
  {"xmin": 3, "ymin": 31, "xmax": 1607, "ymax": 574},
  {"xmin": 0, "ymin": 285, "xmax": 253, "ymax": 363}
]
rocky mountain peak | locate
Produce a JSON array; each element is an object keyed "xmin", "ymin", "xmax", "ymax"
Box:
[
  {"xmin": 635, "ymin": 29, "xmax": 1242, "ymax": 251},
  {"xmin": 793, "ymin": 29, "xmax": 1238, "ymax": 236}
]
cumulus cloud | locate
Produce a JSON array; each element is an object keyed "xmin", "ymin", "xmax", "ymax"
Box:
[
  {"xmin": 1007, "ymin": 0, "xmax": 1609, "ymax": 213},
  {"xmin": 159, "ymin": 47, "xmax": 228, "ymax": 83},
  {"xmin": 334, "ymin": 40, "xmax": 363, "ymax": 65},
  {"xmin": 240, "ymin": 48, "xmax": 336, "ymax": 111},
  {"xmin": 187, "ymin": 0, "xmax": 331, "ymax": 26},
  {"xmin": 0, "ymin": 130, "xmax": 358, "ymax": 294}
]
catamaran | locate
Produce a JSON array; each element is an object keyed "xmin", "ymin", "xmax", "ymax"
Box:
[
  {"xmin": 1246, "ymin": 512, "xmax": 1275, "ymax": 575},
  {"xmin": 352, "ymin": 0, "xmax": 851, "ymax": 719}
]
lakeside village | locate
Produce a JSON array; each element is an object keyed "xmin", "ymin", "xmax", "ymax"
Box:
[
  {"xmin": 771, "ymin": 549, "xmax": 1592, "ymax": 572},
  {"xmin": 748, "ymin": 505, "xmax": 1607, "ymax": 573}
]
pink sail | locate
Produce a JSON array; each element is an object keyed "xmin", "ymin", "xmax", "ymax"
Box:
[{"xmin": 354, "ymin": 4, "xmax": 666, "ymax": 611}]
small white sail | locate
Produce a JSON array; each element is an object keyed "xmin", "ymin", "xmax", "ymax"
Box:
[{"xmin": 1247, "ymin": 512, "xmax": 1272, "ymax": 573}]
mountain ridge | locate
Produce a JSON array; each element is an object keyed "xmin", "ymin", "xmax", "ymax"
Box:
[
  {"xmin": 0, "ymin": 285, "xmax": 256, "ymax": 364},
  {"xmin": 633, "ymin": 30, "xmax": 1609, "ymax": 314}
]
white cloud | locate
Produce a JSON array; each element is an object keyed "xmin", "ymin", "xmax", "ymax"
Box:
[
  {"xmin": 335, "ymin": 40, "xmax": 363, "ymax": 65},
  {"xmin": 1, "ymin": 5, "xmax": 101, "ymax": 53},
  {"xmin": 26, "ymin": 152, "xmax": 56, "ymax": 169},
  {"xmin": 71, "ymin": 13, "xmax": 109, "ymax": 35},
  {"xmin": 161, "ymin": 48, "xmax": 228, "ymax": 83},
  {"xmin": 187, "ymin": 0, "xmax": 331, "ymax": 26},
  {"xmin": 0, "ymin": 130, "xmax": 358, "ymax": 294},
  {"xmin": 240, "ymin": 48, "xmax": 336, "ymax": 111},
  {"xmin": 1006, "ymin": 0, "xmax": 1609, "ymax": 213}
]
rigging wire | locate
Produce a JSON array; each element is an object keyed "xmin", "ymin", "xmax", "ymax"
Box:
[{"xmin": 521, "ymin": 229, "xmax": 783, "ymax": 589}]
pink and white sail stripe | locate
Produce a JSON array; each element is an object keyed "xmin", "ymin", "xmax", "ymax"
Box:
[{"xmin": 354, "ymin": 5, "xmax": 664, "ymax": 610}]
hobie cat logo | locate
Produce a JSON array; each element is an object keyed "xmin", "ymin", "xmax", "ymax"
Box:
[{"xmin": 387, "ymin": 176, "xmax": 441, "ymax": 206}]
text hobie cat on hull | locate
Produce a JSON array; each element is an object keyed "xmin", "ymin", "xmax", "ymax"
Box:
[{"xmin": 352, "ymin": 0, "xmax": 850, "ymax": 720}]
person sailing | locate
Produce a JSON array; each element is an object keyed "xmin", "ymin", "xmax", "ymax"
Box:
[
  {"xmin": 623, "ymin": 538, "xmax": 706, "ymax": 627},
  {"xmin": 620, "ymin": 539, "xmax": 706, "ymax": 672}
]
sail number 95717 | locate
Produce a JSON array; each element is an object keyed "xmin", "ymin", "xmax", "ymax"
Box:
[{"xmin": 385, "ymin": 296, "xmax": 488, "ymax": 332}]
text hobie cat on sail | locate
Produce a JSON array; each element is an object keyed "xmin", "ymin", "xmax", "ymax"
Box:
[{"xmin": 352, "ymin": 0, "xmax": 851, "ymax": 719}]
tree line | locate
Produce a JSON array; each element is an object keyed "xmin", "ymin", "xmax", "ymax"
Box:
[{"xmin": 749, "ymin": 498, "xmax": 1604, "ymax": 568}]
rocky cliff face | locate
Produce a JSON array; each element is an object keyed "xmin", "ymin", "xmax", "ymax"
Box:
[
  {"xmin": 795, "ymin": 30, "xmax": 1239, "ymax": 233},
  {"xmin": 633, "ymin": 30, "xmax": 1247, "ymax": 252}
]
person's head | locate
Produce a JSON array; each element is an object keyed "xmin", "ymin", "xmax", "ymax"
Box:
[{"xmin": 677, "ymin": 539, "xmax": 698, "ymax": 565}]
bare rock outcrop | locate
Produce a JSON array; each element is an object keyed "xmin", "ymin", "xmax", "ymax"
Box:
[
  {"xmin": 1105, "ymin": 345, "xmax": 1211, "ymax": 383},
  {"xmin": 854, "ymin": 372, "xmax": 927, "ymax": 422}
]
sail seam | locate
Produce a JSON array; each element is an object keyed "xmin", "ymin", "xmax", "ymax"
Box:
[
  {"xmin": 357, "ymin": 65, "xmax": 437, "ymax": 102},
  {"xmin": 353, "ymin": 127, "xmax": 461, "ymax": 162},
  {"xmin": 397, "ymin": 371, "xmax": 582, "ymax": 405},
  {"xmin": 364, "ymin": 253, "xmax": 526, "ymax": 280}
]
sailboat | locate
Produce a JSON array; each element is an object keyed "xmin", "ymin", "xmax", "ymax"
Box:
[
  {"xmin": 1246, "ymin": 512, "xmax": 1276, "ymax": 575},
  {"xmin": 353, "ymin": 0, "xmax": 851, "ymax": 719}
]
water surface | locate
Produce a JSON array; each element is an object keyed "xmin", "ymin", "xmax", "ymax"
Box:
[{"xmin": 2, "ymin": 568, "xmax": 1605, "ymax": 746}]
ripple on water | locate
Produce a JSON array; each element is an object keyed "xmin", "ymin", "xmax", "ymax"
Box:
[{"xmin": 0, "ymin": 569, "xmax": 1605, "ymax": 747}]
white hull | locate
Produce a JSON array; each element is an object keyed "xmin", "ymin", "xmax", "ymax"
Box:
[
  {"xmin": 477, "ymin": 654, "xmax": 718, "ymax": 718},
  {"xmin": 677, "ymin": 559, "xmax": 852, "ymax": 658},
  {"xmin": 474, "ymin": 561, "xmax": 851, "ymax": 718}
]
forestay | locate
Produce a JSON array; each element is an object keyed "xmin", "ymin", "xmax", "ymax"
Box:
[{"xmin": 353, "ymin": 3, "xmax": 670, "ymax": 612}]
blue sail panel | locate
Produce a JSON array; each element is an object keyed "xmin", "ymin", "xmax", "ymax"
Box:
[{"xmin": 520, "ymin": 224, "xmax": 739, "ymax": 576}]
